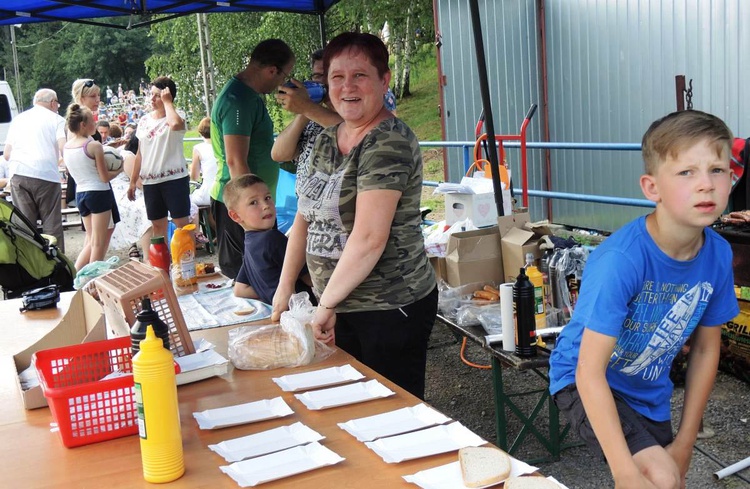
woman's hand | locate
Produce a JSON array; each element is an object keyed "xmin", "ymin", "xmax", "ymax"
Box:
[
  {"xmin": 275, "ymin": 79, "xmax": 313, "ymax": 115},
  {"xmin": 312, "ymin": 306, "xmax": 336, "ymax": 344},
  {"xmin": 271, "ymin": 282, "xmax": 295, "ymax": 322},
  {"xmin": 160, "ymin": 87, "xmax": 173, "ymax": 105},
  {"xmin": 126, "ymin": 182, "xmax": 137, "ymax": 201}
]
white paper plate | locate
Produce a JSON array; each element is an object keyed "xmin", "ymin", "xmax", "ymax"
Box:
[
  {"xmin": 193, "ymin": 397, "xmax": 294, "ymax": 429},
  {"xmin": 219, "ymin": 441, "xmax": 345, "ymax": 487},
  {"xmin": 364, "ymin": 421, "xmax": 485, "ymax": 463},
  {"xmin": 209, "ymin": 422, "xmax": 325, "ymax": 463},
  {"xmin": 338, "ymin": 403, "xmax": 452, "ymax": 442},
  {"xmin": 402, "ymin": 458, "xmax": 542, "ymax": 489},
  {"xmin": 294, "ymin": 379, "xmax": 395, "ymax": 410},
  {"xmin": 272, "ymin": 364, "xmax": 365, "ymax": 392}
]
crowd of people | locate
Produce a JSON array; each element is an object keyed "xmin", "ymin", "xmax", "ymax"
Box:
[{"xmin": 1, "ymin": 32, "xmax": 742, "ymax": 489}]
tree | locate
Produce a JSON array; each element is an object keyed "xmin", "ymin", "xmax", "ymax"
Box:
[{"xmin": 0, "ymin": 20, "xmax": 153, "ymax": 111}]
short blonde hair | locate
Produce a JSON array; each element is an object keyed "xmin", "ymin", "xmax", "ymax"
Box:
[
  {"xmin": 224, "ymin": 174, "xmax": 267, "ymax": 211},
  {"xmin": 642, "ymin": 110, "xmax": 733, "ymax": 175},
  {"xmin": 198, "ymin": 117, "xmax": 211, "ymax": 139}
]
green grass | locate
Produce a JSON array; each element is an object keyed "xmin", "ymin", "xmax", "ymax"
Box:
[{"xmin": 184, "ymin": 129, "xmax": 200, "ymax": 160}]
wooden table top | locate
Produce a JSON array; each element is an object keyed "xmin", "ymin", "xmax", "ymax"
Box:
[{"xmin": 0, "ymin": 292, "xmax": 484, "ymax": 488}]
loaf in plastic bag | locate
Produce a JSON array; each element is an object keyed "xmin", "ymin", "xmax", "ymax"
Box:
[{"xmin": 228, "ymin": 292, "xmax": 333, "ymax": 370}]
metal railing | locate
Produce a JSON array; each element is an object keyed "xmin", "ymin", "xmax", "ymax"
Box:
[{"xmin": 184, "ymin": 138, "xmax": 653, "ymax": 209}]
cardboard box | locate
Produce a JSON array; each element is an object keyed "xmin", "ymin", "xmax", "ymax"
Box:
[
  {"xmin": 12, "ymin": 290, "xmax": 106, "ymax": 409},
  {"xmin": 429, "ymin": 256, "xmax": 448, "ymax": 283},
  {"xmin": 445, "ymin": 192, "xmax": 499, "ymax": 228},
  {"xmin": 445, "ymin": 227, "xmax": 503, "ymax": 287},
  {"xmin": 497, "ymin": 212, "xmax": 554, "ymax": 283}
]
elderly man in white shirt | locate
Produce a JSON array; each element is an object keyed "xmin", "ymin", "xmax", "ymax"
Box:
[{"xmin": 4, "ymin": 88, "xmax": 66, "ymax": 252}]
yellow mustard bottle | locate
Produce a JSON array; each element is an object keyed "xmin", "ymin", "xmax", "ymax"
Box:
[
  {"xmin": 132, "ymin": 325, "xmax": 185, "ymax": 483},
  {"xmin": 525, "ymin": 253, "xmax": 546, "ymax": 329},
  {"xmin": 170, "ymin": 223, "xmax": 197, "ymax": 289}
]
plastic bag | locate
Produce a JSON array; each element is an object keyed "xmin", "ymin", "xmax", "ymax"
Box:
[
  {"xmin": 73, "ymin": 256, "xmax": 119, "ymax": 290},
  {"xmin": 227, "ymin": 292, "xmax": 334, "ymax": 370},
  {"xmin": 438, "ymin": 280, "xmax": 500, "ymax": 321}
]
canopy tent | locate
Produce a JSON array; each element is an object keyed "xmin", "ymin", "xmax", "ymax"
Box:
[
  {"xmin": 1, "ymin": 0, "xmax": 506, "ymax": 214},
  {"xmin": 0, "ymin": 1, "xmax": 342, "ymax": 29}
]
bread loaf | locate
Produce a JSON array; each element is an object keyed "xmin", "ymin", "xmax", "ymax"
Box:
[
  {"xmin": 228, "ymin": 324, "xmax": 313, "ymax": 370},
  {"xmin": 503, "ymin": 476, "xmax": 561, "ymax": 489},
  {"xmin": 458, "ymin": 446, "xmax": 511, "ymax": 487}
]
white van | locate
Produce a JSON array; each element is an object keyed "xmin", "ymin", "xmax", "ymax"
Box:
[{"xmin": 0, "ymin": 81, "xmax": 19, "ymax": 155}]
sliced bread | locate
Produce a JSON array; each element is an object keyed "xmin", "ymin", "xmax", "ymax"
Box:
[
  {"xmin": 458, "ymin": 446, "xmax": 512, "ymax": 488},
  {"xmin": 503, "ymin": 476, "xmax": 560, "ymax": 489}
]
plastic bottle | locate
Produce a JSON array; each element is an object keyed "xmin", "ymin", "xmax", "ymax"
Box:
[
  {"xmin": 525, "ymin": 253, "xmax": 546, "ymax": 329},
  {"xmin": 513, "ymin": 267, "xmax": 537, "ymax": 357},
  {"xmin": 282, "ymin": 80, "xmax": 326, "ymax": 103},
  {"xmin": 131, "ymin": 297, "xmax": 170, "ymax": 355},
  {"xmin": 148, "ymin": 236, "xmax": 170, "ymax": 274},
  {"xmin": 170, "ymin": 223, "xmax": 197, "ymax": 290},
  {"xmin": 133, "ymin": 325, "xmax": 184, "ymax": 483}
]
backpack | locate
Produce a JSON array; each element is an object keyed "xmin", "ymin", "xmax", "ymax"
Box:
[
  {"xmin": 0, "ymin": 198, "xmax": 75, "ymax": 299},
  {"xmin": 730, "ymin": 137, "xmax": 750, "ymax": 211}
]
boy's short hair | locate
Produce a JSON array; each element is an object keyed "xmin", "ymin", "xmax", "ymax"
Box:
[
  {"xmin": 224, "ymin": 174, "xmax": 267, "ymax": 211},
  {"xmin": 197, "ymin": 116, "xmax": 211, "ymax": 139},
  {"xmin": 642, "ymin": 110, "xmax": 733, "ymax": 175},
  {"xmin": 96, "ymin": 120, "xmax": 110, "ymax": 129}
]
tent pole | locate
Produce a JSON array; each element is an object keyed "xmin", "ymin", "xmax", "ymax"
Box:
[
  {"xmin": 197, "ymin": 13, "xmax": 211, "ymax": 117},
  {"xmin": 318, "ymin": 13, "xmax": 327, "ymax": 46},
  {"xmin": 468, "ymin": 0, "xmax": 504, "ymax": 216}
]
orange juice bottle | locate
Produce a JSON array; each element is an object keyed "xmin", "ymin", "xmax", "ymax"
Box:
[
  {"xmin": 133, "ymin": 326, "xmax": 184, "ymax": 483},
  {"xmin": 170, "ymin": 223, "xmax": 197, "ymax": 289}
]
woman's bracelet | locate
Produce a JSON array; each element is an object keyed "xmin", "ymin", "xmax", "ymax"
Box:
[{"xmin": 318, "ymin": 303, "xmax": 336, "ymax": 310}]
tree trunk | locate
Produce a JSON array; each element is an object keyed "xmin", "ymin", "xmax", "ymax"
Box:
[{"xmin": 400, "ymin": 5, "xmax": 415, "ymax": 97}]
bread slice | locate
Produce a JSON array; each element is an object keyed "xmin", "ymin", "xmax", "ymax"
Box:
[
  {"xmin": 503, "ymin": 476, "xmax": 561, "ymax": 489},
  {"xmin": 458, "ymin": 446, "xmax": 511, "ymax": 488}
]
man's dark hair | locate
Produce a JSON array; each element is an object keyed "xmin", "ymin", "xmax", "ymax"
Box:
[{"xmin": 250, "ymin": 39, "xmax": 294, "ymax": 69}]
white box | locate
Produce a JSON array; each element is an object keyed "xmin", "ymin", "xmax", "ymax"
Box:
[{"xmin": 445, "ymin": 192, "xmax": 499, "ymax": 228}]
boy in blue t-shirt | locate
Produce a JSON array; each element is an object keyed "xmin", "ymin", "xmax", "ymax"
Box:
[
  {"xmin": 223, "ymin": 174, "xmax": 313, "ymax": 305},
  {"xmin": 549, "ymin": 110, "xmax": 739, "ymax": 488}
]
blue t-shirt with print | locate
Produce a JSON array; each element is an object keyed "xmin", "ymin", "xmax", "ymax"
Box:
[{"xmin": 549, "ymin": 216, "xmax": 739, "ymax": 421}]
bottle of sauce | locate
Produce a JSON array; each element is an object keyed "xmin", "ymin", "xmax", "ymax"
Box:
[
  {"xmin": 131, "ymin": 297, "xmax": 170, "ymax": 355},
  {"xmin": 170, "ymin": 223, "xmax": 197, "ymax": 291},
  {"xmin": 133, "ymin": 325, "xmax": 184, "ymax": 483},
  {"xmin": 148, "ymin": 236, "xmax": 170, "ymax": 274},
  {"xmin": 525, "ymin": 253, "xmax": 546, "ymax": 329},
  {"xmin": 513, "ymin": 267, "xmax": 537, "ymax": 357}
]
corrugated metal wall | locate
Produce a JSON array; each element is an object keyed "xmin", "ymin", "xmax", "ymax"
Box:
[{"xmin": 436, "ymin": 0, "xmax": 750, "ymax": 232}]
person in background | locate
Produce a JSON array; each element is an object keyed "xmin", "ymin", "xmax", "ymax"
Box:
[
  {"xmin": 189, "ymin": 116, "xmax": 218, "ymax": 207},
  {"xmin": 4, "ymin": 89, "xmax": 66, "ymax": 251},
  {"xmin": 210, "ymin": 38, "xmax": 295, "ymax": 279},
  {"xmin": 109, "ymin": 135, "xmax": 152, "ymax": 261},
  {"xmin": 127, "ymin": 76, "xmax": 190, "ymax": 245},
  {"xmin": 96, "ymin": 120, "xmax": 112, "ymax": 143},
  {"xmin": 67, "ymin": 78, "xmax": 104, "ymax": 206},
  {"xmin": 224, "ymin": 174, "xmax": 313, "ymax": 304},
  {"xmin": 63, "ymin": 104, "xmax": 121, "ymax": 270},
  {"xmin": 272, "ymin": 49, "xmax": 342, "ymax": 192},
  {"xmin": 271, "ymin": 33, "xmax": 437, "ymax": 399},
  {"xmin": 106, "ymin": 86, "xmax": 113, "ymax": 105},
  {"xmin": 549, "ymin": 110, "xmax": 739, "ymax": 488},
  {"xmin": 123, "ymin": 123, "xmax": 137, "ymax": 141}
]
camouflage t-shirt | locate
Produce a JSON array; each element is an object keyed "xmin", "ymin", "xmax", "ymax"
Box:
[{"xmin": 297, "ymin": 118, "xmax": 435, "ymax": 312}]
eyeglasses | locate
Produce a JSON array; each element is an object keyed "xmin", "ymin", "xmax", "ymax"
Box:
[
  {"xmin": 311, "ymin": 72, "xmax": 325, "ymax": 82},
  {"xmin": 276, "ymin": 66, "xmax": 293, "ymax": 81},
  {"xmin": 83, "ymin": 79, "xmax": 96, "ymax": 88},
  {"xmin": 50, "ymin": 99, "xmax": 59, "ymax": 104}
]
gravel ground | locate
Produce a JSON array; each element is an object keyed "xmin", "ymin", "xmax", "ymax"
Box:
[{"xmin": 64, "ymin": 227, "xmax": 750, "ymax": 488}]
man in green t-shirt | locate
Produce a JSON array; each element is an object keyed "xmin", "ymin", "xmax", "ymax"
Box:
[{"xmin": 210, "ymin": 39, "xmax": 295, "ymax": 279}]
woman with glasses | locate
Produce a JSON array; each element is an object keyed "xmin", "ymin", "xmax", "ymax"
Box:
[{"xmin": 127, "ymin": 76, "xmax": 190, "ymax": 248}]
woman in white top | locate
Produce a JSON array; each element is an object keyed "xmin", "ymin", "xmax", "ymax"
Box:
[
  {"xmin": 189, "ymin": 116, "xmax": 218, "ymax": 207},
  {"xmin": 127, "ymin": 76, "xmax": 189, "ymax": 241},
  {"xmin": 63, "ymin": 104, "xmax": 122, "ymax": 270}
]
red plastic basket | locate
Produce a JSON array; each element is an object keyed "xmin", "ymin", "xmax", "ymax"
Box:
[{"xmin": 32, "ymin": 336, "xmax": 138, "ymax": 448}]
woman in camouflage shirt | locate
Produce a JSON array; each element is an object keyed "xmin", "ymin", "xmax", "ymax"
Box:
[{"xmin": 272, "ymin": 32, "xmax": 437, "ymax": 399}]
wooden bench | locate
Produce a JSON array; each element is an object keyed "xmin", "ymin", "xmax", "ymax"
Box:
[{"xmin": 61, "ymin": 207, "xmax": 82, "ymax": 230}]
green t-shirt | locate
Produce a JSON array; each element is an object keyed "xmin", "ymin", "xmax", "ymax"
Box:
[{"xmin": 210, "ymin": 77, "xmax": 278, "ymax": 203}]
